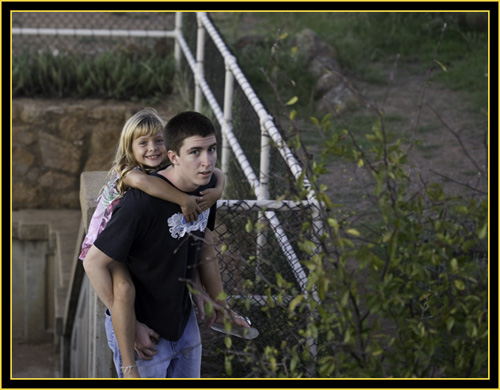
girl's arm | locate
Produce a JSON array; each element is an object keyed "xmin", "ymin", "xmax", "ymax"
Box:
[
  {"xmin": 197, "ymin": 168, "xmax": 226, "ymax": 212},
  {"xmin": 124, "ymin": 170, "xmax": 201, "ymax": 223}
]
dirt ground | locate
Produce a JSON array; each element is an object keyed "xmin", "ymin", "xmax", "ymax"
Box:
[
  {"xmin": 10, "ymin": 323, "xmax": 225, "ymax": 379},
  {"xmin": 11, "ymin": 341, "xmax": 60, "ymax": 378},
  {"xmin": 314, "ymin": 62, "xmax": 488, "ymax": 211}
]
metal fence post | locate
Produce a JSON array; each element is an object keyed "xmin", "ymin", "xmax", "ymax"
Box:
[
  {"xmin": 259, "ymin": 117, "xmax": 272, "ymax": 201},
  {"xmin": 256, "ymin": 118, "xmax": 272, "ymax": 269},
  {"xmin": 174, "ymin": 12, "xmax": 183, "ymax": 72},
  {"xmin": 194, "ymin": 13, "xmax": 205, "ymax": 112},
  {"xmin": 221, "ymin": 55, "xmax": 235, "ymax": 197}
]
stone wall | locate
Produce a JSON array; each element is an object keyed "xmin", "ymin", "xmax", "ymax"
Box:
[{"xmin": 12, "ymin": 98, "xmax": 173, "ymax": 210}]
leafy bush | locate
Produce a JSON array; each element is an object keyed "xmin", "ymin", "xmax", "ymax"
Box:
[
  {"xmin": 12, "ymin": 48, "xmax": 175, "ymax": 101},
  {"xmin": 218, "ymin": 13, "xmax": 489, "ymax": 378},
  {"xmin": 228, "ymin": 108, "xmax": 488, "ymax": 378}
]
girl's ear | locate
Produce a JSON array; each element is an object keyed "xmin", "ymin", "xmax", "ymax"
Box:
[{"xmin": 168, "ymin": 150, "xmax": 179, "ymax": 165}]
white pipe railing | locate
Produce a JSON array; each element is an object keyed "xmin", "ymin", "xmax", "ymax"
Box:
[
  {"xmin": 175, "ymin": 26, "xmax": 261, "ymax": 194},
  {"xmin": 221, "ymin": 56, "xmax": 235, "ymax": 195},
  {"xmin": 174, "ymin": 13, "xmax": 183, "ymax": 72},
  {"xmin": 187, "ymin": 13, "xmax": 319, "ymax": 298},
  {"xmin": 12, "ymin": 27, "xmax": 175, "ymax": 38},
  {"xmin": 197, "ymin": 13, "xmax": 314, "ymax": 201},
  {"xmin": 194, "ymin": 17, "xmax": 206, "ymax": 112}
]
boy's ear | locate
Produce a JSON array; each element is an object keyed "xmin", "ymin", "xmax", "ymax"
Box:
[{"xmin": 168, "ymin": 150, "xmax": 179, "ymax": 165}]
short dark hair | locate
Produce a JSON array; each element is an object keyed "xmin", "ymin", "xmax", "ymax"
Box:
[{"xmin": 164, "ymin": 111, "xmax": 216, "ymax": 154}]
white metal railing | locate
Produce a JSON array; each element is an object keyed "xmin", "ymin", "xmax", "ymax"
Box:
[
  {"xmin": 11, "ymin": 27, "xmax": 175, "ymax": 38},
  {"xmin": 176, "ymin": 13, "xmax": 321, "ymax": 299}
]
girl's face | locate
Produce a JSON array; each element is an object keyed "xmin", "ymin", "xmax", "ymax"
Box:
[{"xmin": 132, "ymin": 131, "xmax": 167, "ymax": 168}]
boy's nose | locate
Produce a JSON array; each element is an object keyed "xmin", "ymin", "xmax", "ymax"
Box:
[{"xmin": 201, "ymin": 152, "xmax": 213, "ymax": 167}]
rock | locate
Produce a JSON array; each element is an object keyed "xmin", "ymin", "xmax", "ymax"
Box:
[
  {"xmin": 19, "ymin": 104, "xmax": 45, "ymax": 123},
  {"xmin": 12, "ymin": 182, "xmax": 42, "ymax": 210},
  {"xmin": 39, "ymin": 131, "xmax": 82, "ymax": 173},
  {"xmin": 292, "ymin": 28, "xmax": 360, "ymax": 114},
  {"xmin": 12, "ymin": 99, "xmax": 158, "ymax": 210},
  {"xmin": 292, "ymin": 28, "xmax": 340, "ymax": 76},
  {"xmin": 38, "ymin": 171, "xmax": 76, "ymax": 190},
  {"xmin": 12, "ymin": 148, "xmax": 35, "ymax": 176}
]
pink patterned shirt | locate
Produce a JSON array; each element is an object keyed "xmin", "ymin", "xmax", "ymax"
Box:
[{"xmin": 79, "ymin": 169, "xmax": 125, "ymax": 260}]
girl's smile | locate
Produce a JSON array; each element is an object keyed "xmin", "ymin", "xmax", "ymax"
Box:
[{"xmin": 132, "ymin": 132, "xmax": 167, "ymax": 168}]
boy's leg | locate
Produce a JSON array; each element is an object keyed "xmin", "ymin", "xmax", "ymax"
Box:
[
  {"xmin": 104, "ymin": 309, "xmax": 124, "ymax": 378},
  {"xmin": 108, "ymin": 262, "xmax": 139, "ymax": 378},
  {"xmin": 167, "ymin": 308, "xmax": 202, "ymax": 378},
  {"xmin": 106, "ymin": 310, "xmax": 173, "ymax": 378}
]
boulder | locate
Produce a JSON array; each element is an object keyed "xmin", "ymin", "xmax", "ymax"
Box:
[{"xmin": 292, "ymin": 28, "xmax": 360, "ymax": 114}]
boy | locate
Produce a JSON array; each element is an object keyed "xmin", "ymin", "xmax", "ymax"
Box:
[{"xmin": 83, "ymin": 111, "xmax": 247, "ymax": 378}]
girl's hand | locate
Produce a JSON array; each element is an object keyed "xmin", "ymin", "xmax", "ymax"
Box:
[
  {"xmin": 134, "ymin": 321, "xmax": 160, "ymax": 361},
  {"xmin": 181, "ymin": 195, "xmax": 201, "ymax": 223},
  {"xmin": 197, "ymin": 189, "xmax": 219, "ymax": 212}
]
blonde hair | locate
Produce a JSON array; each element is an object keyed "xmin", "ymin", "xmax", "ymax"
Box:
[{"xmin": 106, "ymin": 108, "xmax": 167, "ymax": 196}]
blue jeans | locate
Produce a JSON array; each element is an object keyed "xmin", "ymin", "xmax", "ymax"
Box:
[{"xmin": 104, "ymin": 308, "xmax": 202, "ymax": 378}]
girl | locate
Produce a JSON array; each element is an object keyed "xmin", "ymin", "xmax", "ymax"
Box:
[{"xmin": 79, "ymin": 108, "xmax": 225, "ymax": 378}]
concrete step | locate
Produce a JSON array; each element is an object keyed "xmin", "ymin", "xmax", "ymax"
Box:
[{"xmin": 12, "ymin": 209, "xmax": 82, "ymax": 344}]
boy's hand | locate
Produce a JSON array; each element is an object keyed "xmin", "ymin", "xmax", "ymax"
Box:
[
  {"xmin": 134, "ymin": 321, "xmax": 160, "ymax": 360},
  {"xmin": 214, "ymin": 308, "xmax": 250, "ymax": 328}
]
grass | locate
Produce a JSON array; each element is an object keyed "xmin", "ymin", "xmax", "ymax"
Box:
[
  {"xmin": 213, "ymin": 12, "xmax": 488, "ymax": 119},
  {"xmin": 211, "ymin": 12, "xmax": 488, "ymax": 196}
]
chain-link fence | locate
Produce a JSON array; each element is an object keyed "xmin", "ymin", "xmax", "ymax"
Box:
[
  {"xmin": 12, "ymin": 11, "xmax": 319, "ymax": 377},
  {"xmin": 12, "ymin": 12, "xmax": 175, "ymax": 56},
  {"xmin": 180, "ymin": 14, "xmax": 318, "ymax": 376},
  {"xmin": 210, "ymin": 199, "xmax": 320, "ymax": 377}
]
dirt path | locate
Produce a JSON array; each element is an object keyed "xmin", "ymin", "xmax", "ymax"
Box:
[{"xmin": 319, "ymin": 62, "xmax": 488, "ymax": 209}]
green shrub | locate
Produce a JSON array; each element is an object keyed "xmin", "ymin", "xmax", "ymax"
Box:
[
  {"xmin": 12, "ymin": 49, "xmax": 175, "ymax": 101},
  {"xmin": 218, "ymin": 13, "xmax": 488, "ymax": 378},
  {"xmin": 230, "ymin": 108, "xmax": 488, "ymax": 378}
]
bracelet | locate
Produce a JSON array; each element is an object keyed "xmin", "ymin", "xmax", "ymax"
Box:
[{"xmin": 121, "ymin": 365, "xmax": 138, "ymax": 375}]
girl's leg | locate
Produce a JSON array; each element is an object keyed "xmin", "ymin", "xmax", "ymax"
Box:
[{"xmin": 109, "ymin": 261, "xmax": 140, "ymax": 378}]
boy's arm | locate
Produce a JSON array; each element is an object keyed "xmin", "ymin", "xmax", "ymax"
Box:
[
  {"xmin": 196, "ymin": 229, "xmax": 225, "ymax": 307},
  {"xmin": 197, "ymin": 168, "xmax": 226, "ymax": 212},
  {"xmin": 124, "ymin": 170, "xmax": 201, "ymax": 223},
  {"xmin": 196, "ymin": 229, "xmax": 249, "ymax": 328}
]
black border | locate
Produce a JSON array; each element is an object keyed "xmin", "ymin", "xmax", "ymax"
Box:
[{"xmin": 3, "ymin": 2, "xmax": 498, "ymax": 389}]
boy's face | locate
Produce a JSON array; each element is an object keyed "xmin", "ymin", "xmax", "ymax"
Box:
[
  {"xmin": 168, "ymin": 135, "xmax": 217, "ymax": 192},
  {"xmin": 132, "ymin": 131, "xmax": 167, "ymax": 168}
]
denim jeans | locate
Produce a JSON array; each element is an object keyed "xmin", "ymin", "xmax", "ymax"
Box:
[{"xmin": 104, "ymin": 308, "xmax": 202, "ymax": 378}]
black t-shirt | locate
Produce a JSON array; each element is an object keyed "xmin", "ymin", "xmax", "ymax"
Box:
[{"xmin": 94, "ymin": 171, "xmax": 217, "ymax": 341}]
